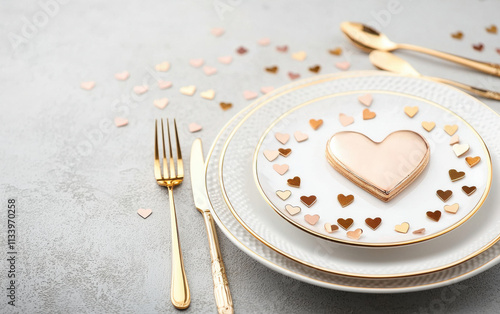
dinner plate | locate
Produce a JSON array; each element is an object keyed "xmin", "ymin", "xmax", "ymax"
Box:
[{"xmin": 211, "ymin": 72, "xmax": 499, "ymax": 279}]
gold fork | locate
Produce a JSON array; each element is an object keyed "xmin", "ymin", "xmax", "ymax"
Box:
[{"xmin": 154, "ymin": 118, "xmax": 190, "ymax": 309}]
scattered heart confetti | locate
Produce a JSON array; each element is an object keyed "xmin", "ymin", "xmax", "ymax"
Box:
[
  {"xmin": 473, "ymin": 43, "xmax": 484, "ymax": 51},
  {"xmin": 158, "ymin": 80, "xmax": 172, "ymax": 89},
  {"xmin": 329, "ymin": 47, "xmax": 342, "ymax": 55},
  {"xmin": 358, "ymin": 94, "xmax": 373, "ymax": 107},
  {"xmin": 309, "ymin": 119, "xmax": 323, "ymax": 130},
  {"xmin": 449, "ymin": 169, "xmax": 465, "ymax": 182},
  {"xmin": 81, "ymin": 81, "xmax": 95, "ymax": 90},
  {"xmin": 437, "ymin": 190, "xmax": 453, "ymax": 202},
  {"xmin": 449, "ymin": 134, "xmax": 460, "ymax": 145},
  {"xmin": 444, "ymin": 203, "xmax": 459, "ymax": 214},
  {"xmin": 404, "ymin": 106, "xmax": 419, "ymax": 118},
  {"xmin": 452, "ymin": 143, "xmax": 469, "ymax": 157},
  {"xmin": 236, "ymin": 46, "xmax": 248, "ymax": 54},
  {"xmin": 365, "ymin": 217, "xmax": 382, "ymax": 230},
  {"xmin": 486, "ymin": 25, "xmax": 497, "ymax": 34},
  {"xmin": 465, "ymin": 156, "xmax": 481, "ymax": 168},
  {"xmin": 201, "ymin": 89, "xmax": 215, "ymax": 100},
  {"xmin": 339, "ymin": 113, "xmax": 354, "ymax": 126},
  {"xmin": 335, "ymin": 61, "xmax": 350, "ymax": 71},
  {"xmin": 451, "ymin": 31, "xmax": 463, "ymax": 40},
  {"xmin": 497, "ymin": 48, "xmax": 500, "ymax": 55},
  {"xmin": 137, "ymin": 208, "xmax": 152, "ymax": 219},
  {"xmin": 337, "ymin": 194, "xmax": 354, "ymax": 208},
  {"xmin": 153, "ymin": 98, "xmax": 169, "ymax": 109},
  {"xmin": 203, "ymin": 66, "xmax": 217, "ymax": 76},
  {"xmin": 133, "ymin": 85, "xmax": 148, "ymax": 95},
  {"xmin": 308, "ymin": 65, "xmax": 321, "ymax": 73},
  {"xmin": 300, "ymin": 195, "xmax": 317, "ymax": 208},
  {"xmin": 444, "ymin": 124, "xmax": 458, "ymax": 136},
  {"xmin": 155, "ymin": 61, "xmax": 170, "ymax": 72},
  {"xmin": 114, "ymin": 71, "xmax": 129, "ymax": 81},
  {"xmin": 275, "ymin": 133, "xmax": 290, "ymax": 144},
  {"xmin": 426, "ymin": 210, "xmax": 442, "ymax": 222},
  {"xmin": 291, "ymin": 51, "xmax": 307, "ymax": 61},
  {"xmin": 421, "ymin": 121, "xmax": 436, "ymax": 132},
  {"xmin": 395, "ymin": 222, "xmax": 409, "ymax": 234},
  {"xmin": 287, "ymin": 176, "xmax": 301, "ymax": 188},
  {"xmin": 217, "ymin": 56, "xmax": 232, "ymax": 64},
  {"xmin": 324, "ymin": 223, "xmax": 339, "ymax": 233},
  {"xmin": 294, "ymin": 131, "xmax": 308, "ymax": 142},
  {"xmin": 264, "ymin": 150, "xmax": 280, "ymax": 161},
  {"xmin": 189, "ymin": 58, "xmax": 204, "ymax": 68},
  {"xmin": 347, "ymin": 228, "xmax": 363, "ymax": 240},
  {"xmin": 258, "ymin": 37, "xmax": 270, "ymax": 46},
  {"xmin": 273, "ymin": 164, "xmax": 289, "ymax": 175},
  {"xmin": 413, "ymin": 228, "xmax": 426, "ymax": 235},
  {"xmin": 243, "ymin": 90, "xmax": 258, "ymax": 100},
  {"xmin": 114, "ymin": 117, "xmax": 128, "ymax": 127},
  {"xmin": 265, "ymin": 66, "xmax": 278, "ymax": 73},
  {"xmin": 304, "ymin": 214, "xmax": 320, "ymax": 225},
  {"xmin": 276, "ymin": 45, "xmax": 288, "ymax": 53},
  {"xmin": 220, "ymin": 102, "xmax": 232, "ymax": 110},
  {"xmin": 462, "ymin": 185, "xmax": 477, "ymax": 196},
  {"xmin": 337, "ymin": 218, "xmax": 354, "ymax": 230},
  {"xmin": 278, "ymin": 148, "xmax": 292, "ymax": 157},
  {"xmin": 285, "ymin": 204, "xmax": 301, "ymax": 216},
  {"xmin": 276, "ymin": 190, "xmax": 291, "ymax": 200},
  {"xmin": 188, "ymin": 122, "xmax": 202, "ymax": 133},
  {"xmin": 260, "ymin": 86, "xmax": 274, "ymax": 94},
  {"xmin": 211, "ymin": 27, "xmax": 225, "ymax": 37},
  {"xmin": 180, "ymin": 85, "xmax": 196, "ymax": 96},
  {"xmin": 288, "ymin": 72, "xmax": 300, "ymax": 80},
  {"xmin": 362, "ymin": 109, "xmax": 376, "ymax": 120}
]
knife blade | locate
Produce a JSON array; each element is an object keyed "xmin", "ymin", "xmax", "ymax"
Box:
[{"xmin": 190, "ymin": 138, "xmax": 211, "ymax": 212}]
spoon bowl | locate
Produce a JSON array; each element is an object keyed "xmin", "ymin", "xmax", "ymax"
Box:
[{"xmin": 341, "ymin": 22, "xmax": 398, "ymax": 51}]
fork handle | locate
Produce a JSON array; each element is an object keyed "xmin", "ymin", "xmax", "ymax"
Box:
[
  {"xmin": 168, "ymin": 186, "xmax": 191, "ymax": 309},
  {"xmin": 426, "ymin": 76, "xmax": 500, "ymax": 101},
  {"xmin": 202, "ymin": 211, "xmax": 234, "ymax": 314}
]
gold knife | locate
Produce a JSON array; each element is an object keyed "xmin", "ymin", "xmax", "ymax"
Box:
[{"xmin": 190, "ymin": 138, "xmax": 234, "ymax": 314}]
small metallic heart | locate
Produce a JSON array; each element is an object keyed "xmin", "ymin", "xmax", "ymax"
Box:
[
  {"xmin": 444, "ymin": 125, "xmax": 458, "ymax": 136},
  {"xmin": 337, "ymin": 194, "xmax": 354, "ymax": 207},
  {"xmin": 276, "ymin": 190, "xmax": 291, "ymax": 200},
  {"xmin": 273, "ymin": 164, "xmax": 289, "ymax": 175},
  {"xmin": 137, "ymin": 208, "xmax": 152, "ymax": 219},
  {"xmin": 395, "ymin": 222, "xmax": 410, "ymax": 233},
  {"xmin": 365, "ymin": 217, "xmax": 382, "ymax": 230},
  {"xmin": 287, "ymin": 176, "xmax": 301, "ymax": 188},
  {"xmin": 300, "ymin": 195, "xmax": 317, "ymax": 207},
  {"xmin": 285, "ymin": 204, "xmax": 301, "ymax": 216},
  {"xmin": 324, "ymin": 223, "xmax": 339, "ymax": 233},
  {"xmin": 426, "ymin": 210, "xmax": 442, "ymax": 222},
  {"xmin": 304, "ymin": 214, "xmax": 320, "ymax": 225},
  {"xmin": 465, "ymin": 156, "xmax": 481, "ymax": 168},
  {"xmin": 309, "ymin": 119, "xmax": 323, "ymax": 130},
  {"xmin": 347, "ymin": 228, "xmax": 363, "ymax": 240},
  {"xmin": 404, "ymin": 106, "xmax": 419, "ymax": 118},
  {"xmin": 358, "ymin": 94, "xmax": 373, "ymax": 107},
  {"xmin": 337, "ymin": 218, "xmax": 354, "ymax": 230},
  {"xmin": 339, "ymin": 113, "xmax": 354, "ymax": 126},
  {"xmin": 421, "ymin": 121, "xmax": 436, "ymax": 132},
  {"xmin": 462, "ymin": 185, "xmax": 477, "ymax": 196},
  {"xmin": 437, "ymin": 190, "xmax": 453, "ymax": 202},
  {"xmin": 449, "ymin": 169, "xmax": 465, "ymax": 181},
  {"xmin": 263, "ymin": 150, "xmax": 279, "ymax": 161},
  {"xmin": 294, "ymin": 131, "xmax": 308, "ymax": 142},
  {"xmin": 362, "ymin": 109, "xmax": 376, "ymax": 120},
  {"xmin": 444, "ymin": 203, "xmax": 459, "ymax": 214},
  {"xmin": 278, "ymin": 148, "xmax": 292, "ymax": 157},
  {"xmin": 275, "ymin": 133, "xmax": 290, "ymax": 144},
  {"xmin": 452, "ymin": 144, "xmax": 470, "ymax": 157}
]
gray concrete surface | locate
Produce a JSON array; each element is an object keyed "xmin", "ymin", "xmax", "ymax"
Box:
[{"xmin": 1, "ymin": 0, "xmax": 500, "ymax": 313}]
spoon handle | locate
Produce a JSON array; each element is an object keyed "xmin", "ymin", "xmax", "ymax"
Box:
[
  {"xmin": 398, "ymin": 43, "xmax": 500, "ymax": 77},
  {"xmin": 427, "ymin": 76, "xmax": 500, "ymax": 101}
]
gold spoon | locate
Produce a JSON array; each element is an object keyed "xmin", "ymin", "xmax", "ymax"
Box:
[
  {"xmin": 369, "ymin": 50, "xmax": 500, "ymax": 101},
  {"xmin": 341, "ymin": 22, "xmax": 500, "ymax": 77}
]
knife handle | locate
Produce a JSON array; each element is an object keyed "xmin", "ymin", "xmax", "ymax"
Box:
[{"xmin": 202, "ymin": 211, "xmax": 234, "ymax": 314}]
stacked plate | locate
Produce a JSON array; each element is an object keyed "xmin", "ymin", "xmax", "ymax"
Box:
[{"xmin": 204, "ymin": 71, "xmax": 500, "ymax": 293}]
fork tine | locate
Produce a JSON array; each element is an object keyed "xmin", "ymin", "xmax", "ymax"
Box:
[
  {"xmin": 174, "ymin": 119, "xmax": 184, "ymax": 178},
  {"xmin": 154, "ymin": 119, "xmax": 162, "ymax": 180},
  {"xmin": 167, "ymin": 119, "xmax": 176, "ymax": 179},
  {"xmin": 161, "ymin": 119, "xmax": 169, "ymax": 179}
]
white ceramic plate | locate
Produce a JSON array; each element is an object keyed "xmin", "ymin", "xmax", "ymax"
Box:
[{"xmin": 211, "ymin": 72, "xmax": 499, "ymax": 279}]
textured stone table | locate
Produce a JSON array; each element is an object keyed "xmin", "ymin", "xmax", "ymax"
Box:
[{"xmin": 1, "ymin": 0, "xmax": 499, "ymax": 313}]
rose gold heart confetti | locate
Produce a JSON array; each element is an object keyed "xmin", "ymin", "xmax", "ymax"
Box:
[
  {"xmin": 404, "ymin": 106, "xmax": 419, "ymax": 118},
  {"xmin": 137, "ymin": 208, "xmax": 152, "ymax": 219},
  {"xmin": 260, "ymin": 86, "xmax": 274, "ymax": 94},
  {"xmin": 437, "ymin": 190, "xmax": 453, "ymax": 202},
  {"xmin": 444, "ymin": 125, "xmax": 458, "ymax": 136},
  {"xmin": 451, "ymin": 31, "xmax": 463, "ymax": 39},
  {"xmin": 421, "ymin": 121, "xmax": 435, "ymax": 132},
  {"xmin": 287, "ymin": 176, "xmax": 301, "ymax": 188},
  {"xmin": 337, "ymin": 218, "xmax": 354, "ymax": 230},
  {"xmin": 158, "ymin": 80, "xmax": 172, "ymax": 89},
  {"xmin": 473, "ymin": 43, "xmax": 484, "ymax": 51},
  {"xmin": 300, "ymin": 195, "xmax": 317, "ymax": 207},
  {"xmin": 465, "ymin": 156, "xmax": 481, "ymax": 168},
  {"xmin": 275, "ymin": 133, "xmax": 290, "ymax": 144},
  {"xmin": 324, "ymin": 223, "xmax": 339, "ymax": 233},
  {"xmin": 180, "ymin": 85, "xmax": 196, "ymax": 96},
  {"xmin": 304, "ymin": 214, "xmax": 320, "ymax": 225},
  {"xmin": 203, "ymin": 66, "xmax": 217, "ymax": 76},
  {"xmin": 413, "ymin": 228, "xmax": 426, "ymax": 235},
  {"xmin": 329, "ymin": 47, "xmax": 342, "ymax": 55},
  {"xmin": 258, "ymin": 37, "xmax": 270, "ymax": 46},
  {"xmin": 220, "ymin": 102, "xmax": 232, "ymax": 110},
  {"xmin": 243, "ymin": 90, "xmax": 258, "ymax": 100},
  {"xmin": 265, "ymin": 66, "xmax": 278, "ymax": 73},
  {"xmin": 462, "ymin": 185, "xmax": 476, "ymax": 196},
  {"xmin": 188, "ymin": 122, "xmax": 202, "ymax": 133},
  {"xmin": 133, "ymin": 85, "xmax": 148, "ymax": 95},
  {"xmin": 80, "ymin": 81, "xmax": 95, "ymax": 90},
  {"xmin": 217, "ymin": 56, "xmax": 232, "ymax": 64},
  {"xmin": 335, "ymin": 61, "xmax": 351, "ymax": 71},
  {"xmin": 358, "ymin": 94, "xmax": 373, "ymax": 107},
  {"xmin": 337, "ymin": 194, "xmax": 354, "ymax": 207},
  {"xmin": 308, "ymin": 65, "xmax": 320, "ymax": 73},
  {"xmin": 449, "ymin": 169, "xmax": 465, "ymax": 181},
  {"xmin": 339, "ymin": 113, "xmax": 354, "ymax": 126},
  {"xmin": 155, "ymin": 61, "xmax": 170, "ymax": 72},
  {"xmin": 294, "ymin": 131, "xmax": 308, "ymax": 142},
  {"xmin": 236, "ymin": 46, "xmax": 248, "ymax": 54},
  {"xmin": 497, "ymin": 48, "xmax": 500, "ymax": 55},
  {"xmin": 288, "ymin": 72, "xmax": 300, "ymax": 80},
  {"xmin": 114, "ymin": 117, "xmax": 128, "ymax": 127},
  {"xmin": 264, "ymin": 150, "xmax": 280, "ymax": 161},
  {"xmin": 486, "ymin": 25, "xmax": 497, "ymax": 34},
  {"xmin": 395, "ymin": 222, "xmax": 409, "ymax": 234},
  {"xmin": 273, "ymin": 164, "xmax": 289, "ymax": 175},
  {"xmin": 452, "ymin": 144, "xmax": 469, "ymax": 157},
  {"xmin": 449, "ymin": 134, "xmax": 460, "ymax": 145},
  {"xmin": 426, "ymin": 210, "xmax": 441, "ymax": 222},
  {"xmin": 291, "ymin": 51, "xmax": 307, "ymax": 61},
  {"xmin": 365, "ymin": 217, "xmax": 382, "ymax": 230},
  {"xmin": 114, "ymin": 71, "xmax": 129, "ymax": 81},
  {"xmin": 362, "ymin": 109, "xmax": 376, "ymax": 120},
  {"xmin": 444, "ymin": 203, "xmax": 459, "ymax": 214},
  {"xmin": 189, "ymin": 58, "xmax": 204, "ymax": 68},
  {"xmin": 201, "ymin": 89, "xmax": 215, "ymax": 100},
  {"xmin": 347, "ymin": 228, "xmax": 363, "ymax": 240},
  {"xmin": 211, "ymin": 27, "xmax": 225, "ymax": 37},
  {"xmin": 276, "ymin": 190, "xmax": 291, "ymax": 200},
  {"xmin": 153, "ymin": 98, "xmax": 169, "ymax": 109},
  {"xmin": 278, "ymin": 148, "xmax": 292, "ymax": 157},
  {"xmin": 276, "ymin": 45, "xmax": 288, "ymax": 52},
  {"xmin": 285, "ymin": 204, "xmax": 301, "ymax": 216},
  {"xmin": 309, "ymin": 119, "xmax": 323, "ymax": 130}
]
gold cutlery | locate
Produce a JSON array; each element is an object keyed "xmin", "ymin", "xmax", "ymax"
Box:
[
  {"xmin": 341, "ymin": 21, "xmax": 500, "ymax": 77},
  {"xmin": 154, "ymin": 119, "xmax": 190, "ymax": 309},
  {"xmin": 190, "ymin": 138, "xmax": 234, "ymax": 314},
  {"xmin": 369, "ymin": 50, "xmax": 500, "ymax": 101}
]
